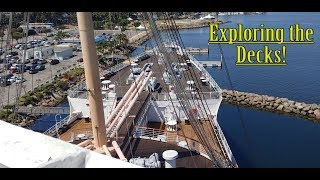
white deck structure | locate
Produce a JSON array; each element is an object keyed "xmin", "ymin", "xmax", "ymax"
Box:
[{"xmin": 0, "ymin": 120, "xmax": 140, "ymax": 168}]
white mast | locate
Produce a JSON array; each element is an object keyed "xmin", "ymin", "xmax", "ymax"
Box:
[{"xmin": 76, "ymin": 12, "xmax": 107, "ymax": 148}]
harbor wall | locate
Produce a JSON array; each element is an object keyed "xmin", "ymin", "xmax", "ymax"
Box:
[{"xmin": 222, "ymin": 89, "xmax": 320, "ymax": 121}]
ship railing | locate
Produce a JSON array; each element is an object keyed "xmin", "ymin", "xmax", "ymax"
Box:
[
  {"xmin": 186, "ymin": 53, "xmax": 222, "ymax": 93},
  {"xmin": 155, "ymin": 92, "xmax": 220, "ymax": 101},
  {"xmin": 68, "ymin": 81, "xmax": 88, "ymax": 98},
  {"xmin": 133, "ymin": 126, "xmax": 209, "ymax": 157},
  {"xmin": 136, "ymin": 94, "xmax": 152, "ymax": 127},
  {"xmin": 105, "ymin": 62, "xmax": 130, "ymax": 75},
  {"xmin": 43, "ymin": 112, "xmax": 81, "ymax": 136},
  {"xmin": 209, "ymin": 118, "xmax": 237, "ymax": 166}
]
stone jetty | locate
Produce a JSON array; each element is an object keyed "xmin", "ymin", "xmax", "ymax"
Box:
[{"xmin": 222, "ymin": 89, "xmax": 320, "ymax": 121}]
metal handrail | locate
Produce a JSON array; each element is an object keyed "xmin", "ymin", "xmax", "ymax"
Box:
[
  {"xmin": 133, "ymin": 126, "xmax": 208, "ymax": 156},
  {"xmin": 155, "ymin": 92, "xmax": 220, "ymax": 101},
  {"xmin": 187, "ymin": 53, "xmax": 222, "ymax": 93},
  {"xmin": 43, "ymin": 112, "xmax": 80, "ymax": 135}
]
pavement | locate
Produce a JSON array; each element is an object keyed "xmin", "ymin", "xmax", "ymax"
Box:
[
  {"xmin": 0, "ymin": 51, "xmax": 83, "ymax": 107},
  {"xmin": 0, "ymin": 28, "xmax": 148, "ymax": 108}
]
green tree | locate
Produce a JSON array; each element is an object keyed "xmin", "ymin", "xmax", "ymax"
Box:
[
  {"xmin": 104, "ymin": 21, "xmax": 115, "ymax": 30},
  {"xmin": 93, "ymin": 21, "xmax": 104, "ymax": 30},
  {"xmin": 0, "ymin": 29, "xmax": 5, "ymax": 45},
  {"xmin": 96, "ymin": 41, "xmax": 109, "ymax": 55},
  {"xmin": 54, "ymin": 30, "xmax": 68, "ymax": 42},
  {"xmin": 118, "ymin": 19, "xmax": 129, "ymax": 31},
  {"xmin": 16, "ymin": 27, "xmax": 24, "ymax": 33},
  {"xmin": 106, "ymin": 40, "xmax": 117, "ymax": 55},
  {"xmin": 12, "ymin": 32, "xmax": 23, "ymax": 43},
  {"xmin": 133, "ymin": 21, "xmax": 141, "ymax": 28},
  {"xmin": 115, "ymin": 33, "xmax": 128, "ymax": 47}
]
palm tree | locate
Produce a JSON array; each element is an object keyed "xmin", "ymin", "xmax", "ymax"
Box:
[
  {"xmin": 96, "ymin": 41, "xmax": 109, "ymax": 56},
  {"xmin": 106, "ymin": 40, "xmax": 117, "ymax": 54},
  {"xmin": 12, "ymin": 32, "xmax": 23, "ymax": 44},
  {"xmin": 115, "ymin": 33, "xmax": 128, "ymax": 47},
  {"xmin": 54, "ymin": 30, "xmax": 68, "ymax": 43}
]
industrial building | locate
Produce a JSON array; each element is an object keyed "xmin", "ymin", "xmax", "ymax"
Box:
[
  {"xmin": 21, "ymin": 47, "xmax": 54, "ymax": 59},
  {"xmin": 54, "ymin": 44, "xmax": 73, "ymax": 60}
]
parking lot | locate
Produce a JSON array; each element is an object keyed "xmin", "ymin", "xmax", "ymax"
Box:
[{"xmin": 0, "ymin": 51, "xmax": 83, "ymax": 107}]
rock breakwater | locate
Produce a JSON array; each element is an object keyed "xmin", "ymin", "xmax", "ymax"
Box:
[{"xmin": 222, "ymin": 89, "xmax": 320, "ymax": 121}]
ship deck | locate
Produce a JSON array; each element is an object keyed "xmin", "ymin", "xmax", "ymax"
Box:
[
  {"xmin": 59, "ymin": 55, "xmax": 226, "ymax": 167},
  {"xmin": 111, "ymin": 54, "xmax": 213, "ymax": 97}
]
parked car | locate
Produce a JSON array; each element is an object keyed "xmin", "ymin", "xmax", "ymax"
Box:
[
  {"xmin": 15, "ymin": 77, "xmax": 26, "ymax": 83},
  {"xmin": 3, "ymin": 63, "xmax": 12, "ymax": 69},
  {"xmin": 37, "ymin": 59, "xmax": 47, "ymax": 64},
  {"xmin": 5, "ymin": 74, "xmax": 14, "ymax": 79},
  {"xmin": 9, "ymin": 56, "xmax": 19, "ymax": 63},
  {"xmin": 15, "ymin": 44, "xmax": 22, "ymax": 49},
  {"xmin": 15, "ymin": 64, "xmax": 26, "ymax": 74},
  {"xmin": 35, "ymin": 64, "xmax": 45, "ymax": 71},
  {"xmin": 9, "ymin": 66, "xmax": 17, "ymax": 74},
  {"xmin": 50, "ymin": 59, "xmax": 60, "ymax": 65},
  {"xmin": 31, "ymin": 59, "xmax": 39, "ymax": 64},
  {"xmin": 29, "ymin": 68, "xmax": 38, "ymax": 74},
  {"xmin": 22, "ymin": 59, "xmax": 30, "ymax": 64},
  {"xmin": 9, "ymin": 51, "xmax": 18, "ymax": 56},
  {"xmin": 26, "ymin": 64, "xmax": 37, "ymax": 71},
  {"xmin": 7, "ymin": 76, "xmax": 16, "ymax": 84}
]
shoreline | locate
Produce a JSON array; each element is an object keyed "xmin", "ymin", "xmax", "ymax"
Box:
[{"xmin": 128, "ymin": 19, "xmax": 226, "ymax": 45}]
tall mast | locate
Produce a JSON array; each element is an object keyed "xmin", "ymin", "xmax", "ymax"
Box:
[{"xmin": 76, "ymin": 12, "xmax": 107, "ymax": 148}]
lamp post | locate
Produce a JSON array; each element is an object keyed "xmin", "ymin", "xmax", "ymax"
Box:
[{"xmin": 55, "ymin": 114, "xmax": 62, "ymax": 139}]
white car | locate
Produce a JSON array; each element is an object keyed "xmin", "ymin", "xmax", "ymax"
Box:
[
  {"xmin": 15, "ymin": 44, "xmax": 22, "ymax": 49},
  {"xmin": 7, "ymin": 76, "xmax": 16, "ymax": 83},
  {"xmin": 15, "ymin": 77, "xmax": 26, "ymax": 83}
]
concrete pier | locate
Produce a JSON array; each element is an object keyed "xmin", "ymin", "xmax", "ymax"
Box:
[
  {"xmin": 185, "ymin": 48, "xmax": 208, "ymax": 54},
  {"xmin": 198, "ymin": 61, "xmax": 222, "ymax": 67}
]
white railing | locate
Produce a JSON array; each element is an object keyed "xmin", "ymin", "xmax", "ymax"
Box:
[
  {"xmin": 212, "ymin": 119, "xmax": 237, "ymax": 165},
  {"xmin": 155, "ymin": 92, "xmax": 220, "ymax": 101},
  {"xmin": 43, "ymin": 112, "xmax": 81, "ymax": 136},
  {"xmin": 133, "ymin": 126, "xmax": 208, "ymax": 157},
  {"xmin": 135, "ymin": 95, "xmax": 152, "ymax": 127},
  {"xmin": 187, "ymin": 53, "xmax": 222, "ymax": 93}
]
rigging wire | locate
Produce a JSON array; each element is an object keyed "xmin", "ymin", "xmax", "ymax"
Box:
[
  {"xmin": 144, "ymin": 12, "xmax": 226, "ymax": 167},
  {"xmin": 144, "ymin": 12, "xmax": 213, "ymax": 163},
  {"xmin": 139, "ymin": 14, "xmax": 198, "ymax": 168},
  {"xmin": 163, "ymin": 14, "xmax": 233, "ymax": 166},
  {"xmin": 217, "ymin": 41, "xmax": 256, "ymax": 167},
  {"xmin": 160, "ymin": 13, "xmax": 229, "ymax": 167}
]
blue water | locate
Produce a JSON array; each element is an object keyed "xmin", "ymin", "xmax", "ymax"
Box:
[
  {"xmin": 31, "ymin": 12, "xmax": 320, "ymax": 167},
  {"xmin": 185, "ymin": 12, "xmax": 320, "ymax": 168},
  {"xmin": 28, "ymin": 102, "xmax": 69, "ymax": 132}
]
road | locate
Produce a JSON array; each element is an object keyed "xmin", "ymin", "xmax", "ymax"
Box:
[
  {"xmin": 0, "ymin": 51, "xmax": 83, "ymax": 107},
  {"xmin": 0, "ymin": 28, "xmax": 147, "ymax": 107}
]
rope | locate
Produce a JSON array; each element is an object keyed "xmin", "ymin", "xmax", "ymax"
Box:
[
  {"xmin": 160, "ymin": 13, "xmax": 227, "ymax": 167},
  {"xmin": 140, "ymin": 13, "xmax": 199, "ymax": 168},
  {"xmin": 164, "ymin": 14, "xmax": 231, "ymax": 166},
  {"xmin": 217, "ymin": 41, "xmax": 255, "ymax": 167}
]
